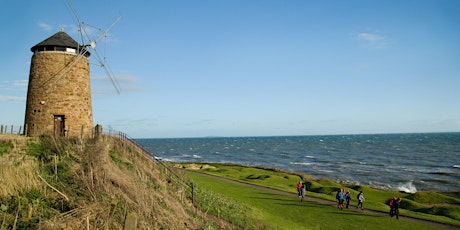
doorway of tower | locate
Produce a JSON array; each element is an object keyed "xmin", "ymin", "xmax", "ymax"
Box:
[{"xmin": 54, "ymin": 115, "xmax": 65, "ymax": 136}]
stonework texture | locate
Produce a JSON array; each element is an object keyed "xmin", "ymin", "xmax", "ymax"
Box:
[{"xmin": 25, "ymin": 51, "xmax": 94, "ymax": 137}]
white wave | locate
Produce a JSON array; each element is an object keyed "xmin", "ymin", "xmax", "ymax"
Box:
[
  {"xmin": 290, "ymin": 162, "xmax": 314, "ymax": 166},
  {"xmin": 304, "ymin": 155, "xmax": 315, "ymax": 159},
  {"xmin": 368, "ymin": 181, "xmax": 391, "ymax": 190},
  {"xmin": 153, "ymin": 156, "xmax": 162, "ymax": 161},
  {"xmin": 454, "ymin": 165, "xmax": 460, "ymax": 169},
  {"xmin": 396, "ymin": 181, "xmax": 417, "ymax": 194},
  {"xmin": 159, "ymin": 157, "xmax": 176, "ymax": 162},
  {"xmin": 193, "ymin": 154, "xmax": 202, "ymax": 159}
]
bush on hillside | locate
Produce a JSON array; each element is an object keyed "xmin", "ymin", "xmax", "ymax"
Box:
[{"xmin": 406, "ymin": 192, "xmax": 460, "ymax": 204}]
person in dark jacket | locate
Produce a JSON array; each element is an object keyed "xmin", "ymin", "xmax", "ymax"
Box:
[
  {"xmin": 345, "ymin": 191, "xmax": 351, "ymax": 208},
  {"xmin": 392, "ymin": 197, "xmax": 402, "ymax": 219}
]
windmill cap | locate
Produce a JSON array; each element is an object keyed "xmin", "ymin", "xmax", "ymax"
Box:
[{"xmin": 31, "ymin": 31, "xmax": 90, "ymax": 56}]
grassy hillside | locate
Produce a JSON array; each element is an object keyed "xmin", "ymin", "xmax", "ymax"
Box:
[{"xmin": 0, "ymin": 134, "xmax": 233, "ymax": 229}]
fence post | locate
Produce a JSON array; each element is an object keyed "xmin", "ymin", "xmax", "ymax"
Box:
[
  {"xmin": 1, "ymin": 125, "xmax": 3, "ymax": 134},
  {"xmin": 95, "ymin": 124, "xmax": 103, "ymax": 141},
  {"xmin": 10, "ymin": 125, "xmax": 13, "ymax": 134},
  {"xmin": 191, "ymin": 182, "xmax": 195, "ymax": 205}
]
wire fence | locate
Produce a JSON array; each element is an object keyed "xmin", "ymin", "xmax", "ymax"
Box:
[{"xmin": 0, "ymin": 124, "xmax": 23, "ymax": 135}]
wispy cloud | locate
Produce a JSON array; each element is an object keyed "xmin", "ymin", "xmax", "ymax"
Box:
[
  {"xmin": 356, "ymin": 31, "xmax": 387, "ymax": 48},
  {"xmin": 12, "ymin": 80, "xmax": 28, "ymax": 89},
  {"xmin": 38, "ymin": 22, "xmax": 53, "ymax": 32},
  {"xmin": 1, "ymin": 80, "xmax": 28, "ymax": 91},
  {"xmin": 91, "ymin": 73, "xmax": 145, "ymax": 94},
  {"xmin": 0, "ymin": 80, "xmax": 28, "ymax": 102},
  {"xmin": 0, "ymin": 95, "xmax": 26, "ymax": 102}
]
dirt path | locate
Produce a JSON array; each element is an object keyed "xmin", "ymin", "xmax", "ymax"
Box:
[{"xmin": 188, "ymin": 170, "xmax": 459, "ymax": 230}]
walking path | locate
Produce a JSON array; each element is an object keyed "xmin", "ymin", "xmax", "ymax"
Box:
[{"xmin": 188, "ymin": 171, "xmax": 458, "ymax": 230}]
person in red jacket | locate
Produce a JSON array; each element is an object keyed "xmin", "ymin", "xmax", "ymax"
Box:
[
  {"xmin": 297, "ymin": 181, "xmax": 303, "ymax": 198},
  {"xmin": 389, "ymin": 197, "xmax": 396, "ymax": 217}
]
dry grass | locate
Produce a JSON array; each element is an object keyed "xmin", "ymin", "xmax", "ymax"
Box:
[
  {"xmin": 0, "ymin": 135, "xmax": 41, "ymax": 197},
  {"xmin": 0, "ymin": 134, "xmax": 234, "ymax": 229}
]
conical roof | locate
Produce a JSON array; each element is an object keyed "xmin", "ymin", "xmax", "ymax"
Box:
[{"xmin": 31, "ymin": 31, "xmax": 80, "ymax": 52}]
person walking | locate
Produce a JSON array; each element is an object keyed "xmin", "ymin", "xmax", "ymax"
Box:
[
  {"xmin": 357, "ymin": 191, "xmax": 365, "ymax": 210},
  {"xmin": 389, "ymin": 197, "xmax": 396, "ymax": 217},
  {"xmin": 345, "ymin": 191, "xmax": 351, "ymax": 208},
  {"xmin": 300, "ymin": 183, "xmax": 306, "ymax": 202},
  {"xmin": 392, "ymin": 197, "xmax": 402, "ymax": 219},
  {"xmin": 336, "ymin": 188, "xmax": 345, "ymax": 210},
  {"xmin": 297, "ymin": 181, "xmax": 303, "ymax": 198}
]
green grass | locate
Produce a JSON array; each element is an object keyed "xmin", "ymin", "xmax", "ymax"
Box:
[
  {"xmin": 187, "ymin": 172, "xmax": 444, "ymax": 230},
  {"xmin": 109, "ymin": 149, "xmax": 134, "ymax": 170},
  {"xmin": 178, "ymin": 163, "xmax": 460, "ymax": 227},
  {"xmin": 0, "ymin": 140, "xmax": 13, "ymax": 156}
]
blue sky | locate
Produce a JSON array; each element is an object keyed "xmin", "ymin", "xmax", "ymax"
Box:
[{"xmin": 1, "ymin": 0, "xmax": 459, "ymax": 138}]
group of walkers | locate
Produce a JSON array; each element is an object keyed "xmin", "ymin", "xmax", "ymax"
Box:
[
  {"xmin": 389, "ymin": 197, "xmax": 402, "ymax": 219},
  {"xmin": 335, "ymin": 188, "xmax": 364, "ymax": 210},
  {"xmin": 297, "ymin": 183, "xmax": 402, "ymax": 220}
]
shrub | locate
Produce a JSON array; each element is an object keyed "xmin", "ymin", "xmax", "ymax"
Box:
[
  {"xmin": 406, "ymin": 192, "xmax": 460, "ymax": 204},
  {"xmin": 416, "ymin": 206, "xmax": 460, "ymax": 220}
]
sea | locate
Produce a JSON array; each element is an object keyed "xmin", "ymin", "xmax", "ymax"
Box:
[{"xmin": 135, "ymin": 132, "xmax": 460, "ymax": 193}]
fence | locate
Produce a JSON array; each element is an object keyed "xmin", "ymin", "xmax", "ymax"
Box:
[
  {"xmin": 0, "ymin": 124, "xmax": 93, "ymax": 138},
  {"xmin": 0, "ymin": 125, "xmax": 23, "ymax": 135}
]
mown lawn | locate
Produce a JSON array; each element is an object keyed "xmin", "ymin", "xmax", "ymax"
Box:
[
  {"xmin": 179, "ymin": 162, "xmax": 460, "ymax": 227},
  {"xmin": 187, "ymin": 172, "xmax": 446, "ymax": 230}
]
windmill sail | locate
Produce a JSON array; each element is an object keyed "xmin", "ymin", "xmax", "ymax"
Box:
[{"xmin": 66, "ymin": 0, "xmax": 122, "ymax": 94}]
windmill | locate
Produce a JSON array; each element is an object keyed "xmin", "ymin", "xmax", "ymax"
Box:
[{"xmin": 24, "ymin": 0, "xmax": 122, "ymax": 137}]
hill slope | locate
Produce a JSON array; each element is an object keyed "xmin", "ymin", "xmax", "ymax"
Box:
[{"xmin": 0, "ymin": 134, "xmax": 231, "ymax": 229}]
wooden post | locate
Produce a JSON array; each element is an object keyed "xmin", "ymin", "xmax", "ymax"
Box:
[
  {"xmin": 18, "ymin": 126, "xmax": 22, "ymax": 135},
  {"xmin": 95, "ymin": 124, "xmax": 102, "ymax": 141},
  {"xmin": 54, "ymin": 155, "xmax": 58, "ymax": 180},
  {"xmin": 191, "ymin": 182, "xmax": 195, "ymax": 205},
  {"xmin": 0, "ymin": 125, "xmax": 3, "ymax": 134},
  {"xmin": 24, "ymin": 124, "xmax": 28, "ymax": 136},
  {"xmin": 10, "ymin": 125, "xmax": 13, "ymax": 134}
]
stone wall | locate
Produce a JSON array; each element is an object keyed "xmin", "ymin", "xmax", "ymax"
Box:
[{"xmin": 24, "ymin": 51, "xmax": 94, "ymax": 137}]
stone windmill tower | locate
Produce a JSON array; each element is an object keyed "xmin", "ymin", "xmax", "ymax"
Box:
[
  {"xmin": 24, "ymin": 2, "xmax": 121, "ymax": 138},
  {"xmin": 24, "ymin": 29, "xmax": 93, "ymax": 137}
]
